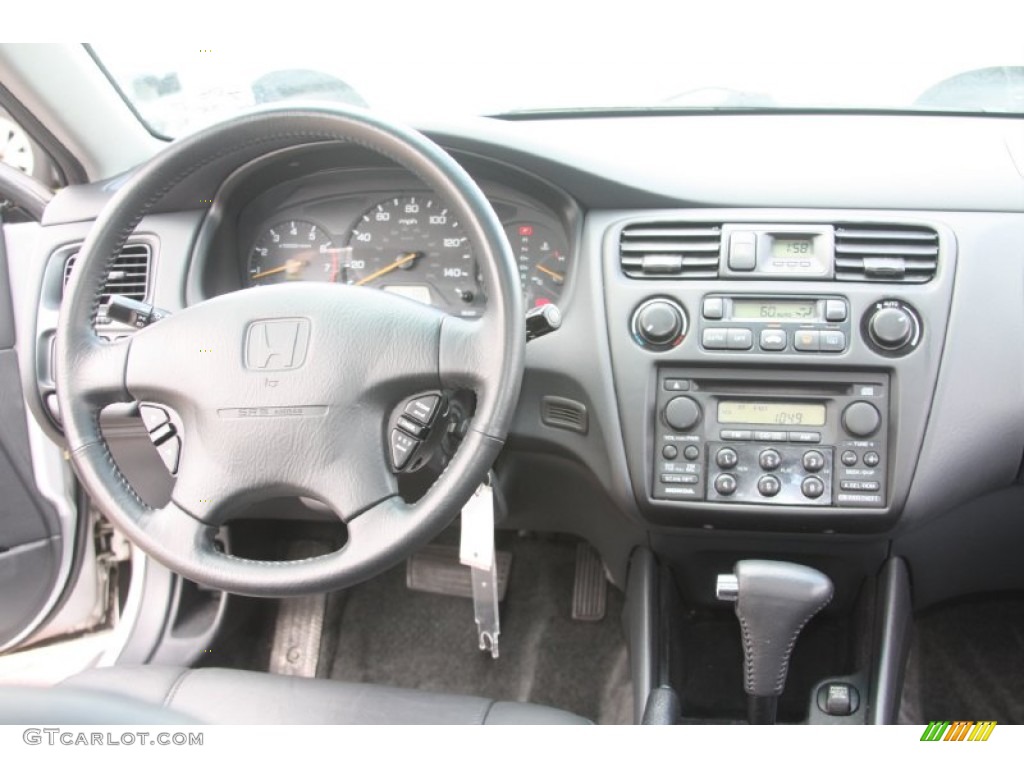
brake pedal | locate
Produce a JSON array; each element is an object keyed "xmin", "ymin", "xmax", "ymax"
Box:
[
  {"xmin": 406, "ymin": 544, "xmax": 512, "ymax": 601},
  {"xmin": 572, "ymin": 543, "xmax": 607, "ymax": 621}
]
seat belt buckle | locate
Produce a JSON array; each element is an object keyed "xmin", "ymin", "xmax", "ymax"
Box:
[{"xmin": 460, "ymin": 473, "xmax": 500, "ymax": 659}]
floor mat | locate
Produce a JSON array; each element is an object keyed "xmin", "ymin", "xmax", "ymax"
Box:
[
  {"xmin": 900, "ymin": 595, "xmax": 1024, "ymax": 724},
  {"xmin": 327, "ymin": 534, "xmax": 633, "ymax": 724}
]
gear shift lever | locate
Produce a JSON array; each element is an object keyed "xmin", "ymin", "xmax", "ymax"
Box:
[{"xmin": 716, "ymin": 560, "xmax": 833, "ymax": 724}]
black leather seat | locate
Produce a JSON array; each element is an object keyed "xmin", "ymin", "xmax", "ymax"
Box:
[{"xmin": 56, "ymin": 666, "xmax": 590, "ymax": 725}]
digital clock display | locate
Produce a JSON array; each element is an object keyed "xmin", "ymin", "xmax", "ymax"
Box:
[
  {"xmin": 718, "ymin": 401, "xmax": 826, "ymax": 427},
  {"xmin": 732, "ymin": 300, "xmax": 817, "ymax": 320},
  {"xmin": 772, "ymin": 238, "xmax": 815, "ymax": 259}
]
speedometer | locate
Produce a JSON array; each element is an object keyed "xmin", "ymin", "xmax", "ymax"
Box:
[{"xmin": 345, "ymin": 195, "xmax": 484, "ymax": 318}]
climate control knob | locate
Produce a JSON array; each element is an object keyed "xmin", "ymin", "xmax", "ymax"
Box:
[
  {"xmin": 664, "ymin": 396, "xmax": 701, "ymax": 431},
  {"xmin": 865, "ymin": 301, "xmax": 920, "ymax": 355},
  {"xmin": 632, "ymin": 299, "xmax": 687, "ymax": 349}
]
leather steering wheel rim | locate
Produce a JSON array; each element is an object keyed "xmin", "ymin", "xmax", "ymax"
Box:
[{"xmin": 55, "ymin": 107, "xmax": 524, "ymax": 597}]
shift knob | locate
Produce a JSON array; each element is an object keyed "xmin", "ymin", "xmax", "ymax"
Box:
[{"xmin": 717, "ymin": 560, "xmax": 833, "ymax": 722}]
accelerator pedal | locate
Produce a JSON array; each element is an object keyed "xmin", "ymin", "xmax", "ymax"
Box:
[
  {"xmin": 572, "ymin": 542, "xmax": 608, "ymax": 621},
  {"xmin": 406, "ymin": 544, "xmax": 512, "ymax": 601},
  {"xmin": 268, "ymin": 541, "xmax": 331, "ymax": 678}
]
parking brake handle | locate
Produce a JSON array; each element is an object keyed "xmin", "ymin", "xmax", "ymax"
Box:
[{"xmin": 716, "ymin": 560, "xmax": 833, "ymax": 725}]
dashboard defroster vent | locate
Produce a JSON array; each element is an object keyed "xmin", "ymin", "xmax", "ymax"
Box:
[
  {"xmin": 619, "ymin": 222, "xmax": 722, "ymax": 279},
  {"xmin": 63, "ymin": 243, "xmax": 153, "ymax": 305},
  {"xmin": 834, "ymin": 225, "xmax": 938, "ymax": 283}
]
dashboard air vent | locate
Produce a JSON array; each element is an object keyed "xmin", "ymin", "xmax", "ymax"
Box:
[
  {"xmin": 834, "ymin": 225, "xmax": 938, "ymax": 283},
  {"xmin": 63, "ymin": 243, "xmax": 153, "ymax": 305},
  {"xmin": 541, "ymin": 396, "xmax": 588, "ymax": 435},
  {"xmin": 619, "ymin": 222, "xmax": 722, "ymax": 279}
]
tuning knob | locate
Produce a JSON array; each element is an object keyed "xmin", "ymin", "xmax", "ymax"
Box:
[
  {"xmin": 865, "ymin": 301, "xmax": 920, "ymax": 355},
  {"xmin": 632, "ymin": 298, "xmax": 687, "ymax": 350}
]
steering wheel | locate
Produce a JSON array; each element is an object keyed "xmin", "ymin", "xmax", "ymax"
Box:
[{"xmin": 55, "ymin": 108, "xmax": 524, "ymax": 596}]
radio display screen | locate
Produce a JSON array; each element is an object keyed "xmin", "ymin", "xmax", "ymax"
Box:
[
  {"xmin": 718, "ymin": 401, "xmax": 826, "ymax": 427},
  {"xmin": 733, "ymin": 300, "xmax": 817, "ymax": 321}
]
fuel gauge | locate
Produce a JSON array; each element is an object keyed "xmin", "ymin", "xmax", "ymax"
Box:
[{"xmin": 504, "ymin": 222, "xmax": 570, "ymax": 308}]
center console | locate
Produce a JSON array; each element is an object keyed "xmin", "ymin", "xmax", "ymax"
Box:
[{"xmin": 600, "ymin": 210, "xmax": 956, "ymax": 532}]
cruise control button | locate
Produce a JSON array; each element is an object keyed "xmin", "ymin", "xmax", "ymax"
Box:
[
  {"xmin": 397, "ymin": 415, "xmax": 427, "ymax": 438},
  {"xmin": 390, "ymin": 429, "xmax": 420, "ymax": 470},
  {"xmin": 801, "ymin": 476, "xmax": 825, "ymax": 499},
  {"xmin": 727, "ymin": 328, "xmax": 753, "ymax": 350},
  {"xmin": 714, "ymin": 473, "xmax": 738, "ymax": 496},
  {"xmin": 820, "ymin": 330, "xmax": 846, "ymax": 352},
  {"xmin": 757, "ymin": 474, "xmax": 781, "ymax": 497},
  {"xmin": 702, "ymin": 328, "xmax": 729, "ymax": 349},
  {"xmin": 404, "ymin": 395, "xmax": 440, "ymax": 425},
  {"xmin": 794, "ymin": 330, "xmax": 821, "ymax": 351},
  {"xmin": 759, "ymin": 329, "xmax": 787, "ymax": 351}
]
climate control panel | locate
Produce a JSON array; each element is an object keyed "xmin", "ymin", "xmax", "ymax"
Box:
[{"xmin": 653, "ymin": 369, "xmax": 889, "ymax": 509}]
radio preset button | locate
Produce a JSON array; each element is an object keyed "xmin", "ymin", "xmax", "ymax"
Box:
[
  {"xmin": 843, "ymin": 401, "xmax": 881, "ymax": 437},
  {"xmin": 714, "ymin": 473, "xmax": 738, "ymax": 496},
  {"xmin": 727, "ymin": 328, "xmax": 754, "ymax": 350},
  {"xmin": 665, "ymin": 396, "xmax": 702, "ymax": 431},
  {"xmin": 721, "ymin": 430, "xmax": 753, "ymax": 441},
  {"xmin": 841, "ymin": 450, "xmax": 859, "ymax": 466},
  {"xmin": 759, "ymin": 449, "xmax": 782, "ymax": 471},
  {"xmin": 794, "ymin": 330, "xmax": 821, "ymax": 351},
  {"xmin": 702, "ymin": 328, "xmax": 730, "ymax": 350},
  {"xmin": 825, "ymin": 300, "xmax": 848, "ymax": 322},
  {"xmin": 702, "ymin": 297, "xmax": 725, "ymax": 319},
  {"xmin": 716, "ymin": 447, "xmax": 739, "ymax": 469},
  {"xmin": 759, "ymin": 329, "xmax": 787, "ymax": 351},
  {"xmin": 802, "ymin": 450, "xmax": 826, "ymax": 472},
  {"xmin": 789, "ymin": 431, "xmax": 822, "ymax": 443},
  {"xmin": 820, "ymin": 331, "xmax": 846, "ymax": 352},
  {"xmin": 662, "ymin": 445, "xmax": 678, "ymax": 460},
  {"xmin": 753, "ymin": 430, "xmax": 788, "ymax": 442},
  {"xmin": 801, "ymin": 476, "xmax": 826, "ymax": 499},
  {"xmin": 864, "ymin": 451, "xmax": 881, "ymax": 467},
  {"xmin": 757, "ymin": 475, "xmax": 782, "ymax": 497}
]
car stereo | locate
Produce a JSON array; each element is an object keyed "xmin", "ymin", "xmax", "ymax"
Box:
[{"xmin": 653, "ymin": 369, "xmax": 888, "ymax": 508}]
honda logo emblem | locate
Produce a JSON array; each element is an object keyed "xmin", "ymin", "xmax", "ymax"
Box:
[{"xmin": 245, "ymin": 318, "xmax": 310, "ymax": 371}]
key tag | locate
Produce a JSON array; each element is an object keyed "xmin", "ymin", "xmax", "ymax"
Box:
[{"xmin": 460, "ymin": 473, "xmax": 500, "ymax": 658}]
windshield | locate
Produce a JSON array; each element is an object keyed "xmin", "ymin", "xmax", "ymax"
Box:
[{"xmin": 91, "ymin": 5, "xmax": 1023, "ymax": 138}]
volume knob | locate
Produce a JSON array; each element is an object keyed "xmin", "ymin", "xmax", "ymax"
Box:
[{"xmin": 665, "ymin": 396, "xmax": 701, "ymax": 431}]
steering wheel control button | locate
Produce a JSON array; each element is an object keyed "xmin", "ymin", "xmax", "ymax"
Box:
[
  {"xmin": 864, "ymin": 451, "xmax": 881, "ymax": 467},
  {"xmin": 802, "ymin": 450, "xmax": 826, "ymax": 472},
  {"xmin": 702, "ymin": 327, "xmax": 729, "ymax": 350},
  {"xmin": 841, "ymin": 450, "xmax": 858, "ymax": 466},
  {"xmin": 714, "ymin": 473, "xmax": 738, "ymax": 496},
  {"xmin": 726, "ymin": 328, "xmax": 753, "ymax": 350},
  {"xmin": 397, "ymin": 416, "xmax": 427, "ymax": 439},
  {"xmin": 757, "ymin": 475, "xmax": 781, "ymax": 497},
  {"xmin": 716, "ymin": 447, "xmax": 739, "ymax": 469},
  {"xmin": 683, "ymin": 445, "xmax": 701, "ymax": 461},
  {"xmin": 825, "ymin": 300, "xmax": 848, "ymax": 322},
  {"xmin": 404, "ymin": 395, "xmax": 440, "ymax": 425},
  {"xmin": 665, "ymin": 396, "xmax": 702, "ymax": 431},
  {"xmin": 759, "ymin": 329, "xmax": 787, "ymax": 351},
  {"xmin": 801, "ymin": 476, "xmax": 825, "ymax": 499},
  {"xmin": 632, "ymin": 299, "xmax": 686, "ymax": 350},
  {"xmin": 759, "ymin": 449, "xmax": 782, "ymax": 471},
  {"xmin": 842, "ymin": 401, "xmax": 881, "ymax": 437},
  {"xmin": 390, "ymin": 429, "xmax": 420, "ymax": 471},
  {"xmin": 794, "ymin": 330, "xmax": 821, "ymax": 352},
  {"xmin": 662, "ymin": 445, "xmax": 679, "ymax": 460},
  {"xmin": 702, "ymin": 297, "xmax": 725, "ymax": 319}
]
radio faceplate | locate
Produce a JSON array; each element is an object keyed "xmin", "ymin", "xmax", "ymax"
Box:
[{"xmin": 654, "ymin": 369, "xmax": 888, "ymax": 509}]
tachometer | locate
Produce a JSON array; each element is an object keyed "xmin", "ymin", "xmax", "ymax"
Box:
[
  {"xmin": 345, "ymin": 195, "xmax": 484, "ymax": 318},
  {"xmin": 248, "ymin": 220, "xmax": 341, "ymax": 285}
]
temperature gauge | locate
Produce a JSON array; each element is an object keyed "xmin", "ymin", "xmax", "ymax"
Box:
[{"xmin": 504, "ymin": 222, "xmax": 570, "ymax": 308}]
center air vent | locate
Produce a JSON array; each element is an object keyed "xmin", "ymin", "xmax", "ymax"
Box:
[
  {"xmin": 63, "ymin": 243, "xmax": 153, "ymax": 305},
  {"xmin": 834, "ymin": 225, "xmax": 938, "ymax": 283},
  {"xmin": 620, "ymin": 222, "xmax": 722, "ymax": 279}
]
